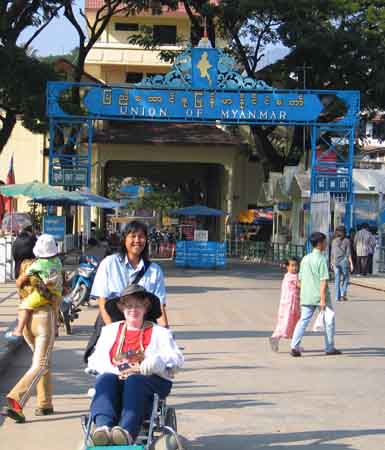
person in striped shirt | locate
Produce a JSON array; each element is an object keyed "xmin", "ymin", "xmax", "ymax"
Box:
[{"xmin": 354, "ymin": 223, "xmax": 376, "ymax": 276}]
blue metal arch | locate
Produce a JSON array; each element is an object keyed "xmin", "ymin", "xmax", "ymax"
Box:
[{"xmin": 46, "ymin": 46, "xmax": 360, "ymax": 231}]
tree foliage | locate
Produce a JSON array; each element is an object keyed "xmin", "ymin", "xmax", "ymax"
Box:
[
  {"xmin": 0, "ymin": 0, "xmax": 63, "ymax": 155},
  {"xmin": 176, "ymin": 0, "xmax": 385, "ymax": 172}
]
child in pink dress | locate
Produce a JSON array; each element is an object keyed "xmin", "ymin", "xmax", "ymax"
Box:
[{"xmin": 270, "ymin": 258, "xmax": 300, "ymax": 352}]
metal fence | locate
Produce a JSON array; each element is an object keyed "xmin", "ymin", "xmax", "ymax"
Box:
[
  {"xmin": 227, "ymin": 240, "xmax": 305, "ymax": 264},
  {"xmin": 378, "ymin": 247, "xmax": 385, "ymax": 273},
  {"xmin": 0, "ymin": 236, "xmax": 15, "ymax": 283},
  {"xmin": 57, "ymin": 234, "xmax": 82, "ymax": 254},
  {"xmin": 0, "ymin": 234, "xmax": 81, "ymax": 283}
]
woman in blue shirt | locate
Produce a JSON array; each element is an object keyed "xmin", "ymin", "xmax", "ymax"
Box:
[
  {"xmin": 91, "ymin": 220, "xmax": 168, "ymax": 327},
  {"xmin": 84, "ymin": 221, "xmax": 169, "ymax": 362}
]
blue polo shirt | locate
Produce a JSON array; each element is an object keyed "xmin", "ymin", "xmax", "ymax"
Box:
[{"xmin": 90, "ymin": 254, "xmax": 166, "ymax": 305}]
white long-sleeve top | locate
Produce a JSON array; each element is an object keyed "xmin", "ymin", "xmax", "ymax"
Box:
[{"xmin": 87, "ymin": 322, "xmax": 184, "ymax": 381}]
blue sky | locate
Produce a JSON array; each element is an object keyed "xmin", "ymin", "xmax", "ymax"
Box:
[{"xmin": 19, "ymin": 1, "xmax": 85, "ymax": 56}]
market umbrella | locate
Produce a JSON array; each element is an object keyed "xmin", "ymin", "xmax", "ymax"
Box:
[
  {"xmin": 0, "ymin": 181, "xmax": 83, "ymax": 202},
  {"xmin": 0, "ymin": 181, "xmax": 120, "ymax": 209},
  {"xmin": 169, "ymin": 204, "xmax": 226, "ymax": 216},
  {"xmin": 77, "ymin": 191, "xmax": 120, "ymax": 209}
]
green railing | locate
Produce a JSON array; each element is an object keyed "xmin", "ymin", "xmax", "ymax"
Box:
[{"xmin": 227, "ymin": 241, "xmax": 305, "ymax": 263}]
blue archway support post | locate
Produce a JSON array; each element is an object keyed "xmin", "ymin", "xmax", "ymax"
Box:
[{"xmin": 310, "ymin": 123, "xmax": 357, "ymax": 234}]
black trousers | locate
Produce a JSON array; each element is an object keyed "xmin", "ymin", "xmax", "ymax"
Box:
[{"xmin": 358, "ymin": 256, "xmax": 369, "ymax": 276}]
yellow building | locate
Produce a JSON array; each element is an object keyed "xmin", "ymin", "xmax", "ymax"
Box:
[{"xmin": 0, "ymin": 2, "xmax": 263, "ymax": 238}]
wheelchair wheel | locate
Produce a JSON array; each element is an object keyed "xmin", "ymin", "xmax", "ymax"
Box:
[
  {"xmin": 77, "ymin": 438, "xmax": 93, "ymax": 450},
  {"xmin": 165, "ymin": 407, "xmax": 177, "ymax": 432},
  {"xmin": 150, "ymin": 433, "xmax": 182, "ymax": 450}
]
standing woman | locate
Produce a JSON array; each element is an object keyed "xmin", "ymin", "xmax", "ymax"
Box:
[
  {"xmin": 1, "ymin": 238, "xmax": 62, "ymax": 422},
  {"xmin": 85, "ymin": 220, "xmax": 168, "ymax": 361},
  {"xmin": 331, "ymin": 226, "xmax": 354, "ymax": 302}
]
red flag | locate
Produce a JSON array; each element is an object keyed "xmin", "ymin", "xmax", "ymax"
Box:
[
  {"xmin": 0, "ymin": 181, "xmax": 5, "ymax": 225},
  {"xmin": 4, "ymin": 155, "xmax": 15, "ymax": 213}
]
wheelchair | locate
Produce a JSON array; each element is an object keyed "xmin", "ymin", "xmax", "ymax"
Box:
[{"xmin": 80, "ymin": 374, "xmax": 184, "ymax": 450}]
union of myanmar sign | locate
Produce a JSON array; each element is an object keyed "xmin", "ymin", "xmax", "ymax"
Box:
[{"xmin": 83, "ymin": 87, "xmax": 324, "ymax": 124}]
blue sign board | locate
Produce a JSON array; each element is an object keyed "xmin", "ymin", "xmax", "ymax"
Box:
[
  {"xmin": 315, "ymin": 175, "xmax": 351, "ymax": 193},
  {"xmin": 43, "ymin": 215, "xmax": 66, "ymax": 240},
  {"xmin": 50, "ymin": 167, "xmax": 88, "ymax": 187},
  {"xmin": 81, "ymin": 87, "xmax": 323, "ymax": 124}
]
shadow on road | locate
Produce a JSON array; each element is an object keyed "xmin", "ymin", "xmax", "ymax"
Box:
[
  {"xmin": 339, "ymin": 347, "xmax": 385, "ymax": 358},
  {"xmin": 176, "ymin": 398, "xmax": 271, "ymax": 410},
  {"xmin": 167, "ymin": 286, "xmax": 275, "ymax": 294},
  {"xmin": 162, "ymin": 261, "xmax": 283, "ymax": 281},
  {"xmin": 175, "ymin": 330, "xmax": 272, "ymax": 340},
  {"xmin": 188, "ymin": 428, "xmax": 385, "ymax": 450},
  {"xmin": 175, "ymin": 390, "xmax": 304, "ymax": 399},
  {"xmin": 27, "ymin": 409, "xmax": 89, "ymax": 423}
]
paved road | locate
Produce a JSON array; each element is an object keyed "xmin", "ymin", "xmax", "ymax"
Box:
[{"xmin": 1, "ymin": 262, "xmax": 385, "ymax": 450}]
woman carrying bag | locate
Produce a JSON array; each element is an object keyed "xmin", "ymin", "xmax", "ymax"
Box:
[{"xmin": 84, "ymin": 221, "xmax": 168, "ymax": 362}]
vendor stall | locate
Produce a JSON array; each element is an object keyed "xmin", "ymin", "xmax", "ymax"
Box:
[{"xmin": 170, "ymin": 205, "xmax": 227, "ymax": 269}]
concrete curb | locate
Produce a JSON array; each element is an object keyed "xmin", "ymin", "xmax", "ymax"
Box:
[
  {"xmin": 350, "ymin": 280, "xmax": 385, "ymax": 293},
  {"xmin": 0, "ymin": 288, "xmax": 25, "ymax": 375},
  {"xmin": 0, "ymin": 320, "xmax": 25, "ymax": 376}
]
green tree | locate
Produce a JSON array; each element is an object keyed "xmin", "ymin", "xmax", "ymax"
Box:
[
  {"xmin": 132, "ymin": 187, "xmax": 183, "ymax": 228},
  {"xmin": 0, "ymin": 45, "xmax": 58, "ymax": 150},
  {"xmin": 0, "ymin": 0, "xmax": 62, "ymax": 155},
  {"xmin": 165, "ymin": 1, "xmax": 385, "ymax": 171}
]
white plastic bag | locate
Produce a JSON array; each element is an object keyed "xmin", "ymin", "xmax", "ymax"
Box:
[
  {"xmin": 324, "ymin": 306, "xmax": 335, "ymax": 322},
  {"xmin": 312, "ymin": 310, "xmax": 325, "ymax": 332},
  {"xmin": 312, "ymin": 307, "xmax": 335, "ymax": 332}
]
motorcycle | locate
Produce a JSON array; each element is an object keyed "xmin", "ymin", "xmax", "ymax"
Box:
[
  {"xmin": 66, "ymin": 255, "xmax": 99, "ymax": 309},
  {"xmin": 58, "ymin": 294, "xmax": 81, "ymax": 335},
  {"xmin": 59, "ymin": 255, "xmax": 99, "ymax": 335}
]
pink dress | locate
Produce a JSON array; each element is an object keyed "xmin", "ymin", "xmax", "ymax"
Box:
[{"xmin": 272, "ymin": 273, "xmax": 300, "ymax": 339}]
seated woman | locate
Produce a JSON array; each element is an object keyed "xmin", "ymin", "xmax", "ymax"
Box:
[{"xmin": 87, "ymin": 284, "xmax": 183, "ymax": 447}]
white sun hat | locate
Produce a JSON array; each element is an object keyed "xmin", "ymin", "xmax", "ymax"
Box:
[{"xmin": 33, "ymin": 234, "xmax": 58, "ymax": 258}]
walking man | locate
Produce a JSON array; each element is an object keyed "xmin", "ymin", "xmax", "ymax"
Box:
[
  {"xmin": 354, "ymin": 223, "xmax": 376, "ymax": 276},
  {"xmin": 290, "ymin": 232, "xmax": 341, "ymax": 357}
]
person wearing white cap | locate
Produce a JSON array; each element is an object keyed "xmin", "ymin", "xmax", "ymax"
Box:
[{"xmin": 1, "ymin": 234, "xmax": 63, "ymax": 422}]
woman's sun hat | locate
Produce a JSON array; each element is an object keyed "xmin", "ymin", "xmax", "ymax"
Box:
[
  {"xmin": 110, "ymin": 284, "xmax": 161, "ymax": 322},
  {"xmin": 33, "ymin": 234, "xmax": 58, "ymax": 258}
]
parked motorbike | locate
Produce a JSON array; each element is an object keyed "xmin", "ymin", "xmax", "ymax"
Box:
[
  {"xmin": 66, "ymin": 255, "xmax": 99, "ymax": 309},
  {"xmin": 58, "ymin": 294, "xmax": 81, "ymax": 335},
  {"xmin": 58, "ymin": 255, "xmax": 99, "ymax": 335}
]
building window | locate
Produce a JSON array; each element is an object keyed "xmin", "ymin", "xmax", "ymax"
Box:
[
  {"xmin": 126, "ymin": 72, "xmax": 143, "ymax": 83},
  {"xmin": 145, "ymin": 72, "xmax": 162, "ymax": 78},
  {"xmin": 372, "ymin": 121, "xmax": 385, "ymax": 140},
  {"xmin": 359, "ymin": 118, "xmax": 367, "ymax": 137},
  {"xmin": 115, "ymin": 22, "xmax": 139, "ymax": 32},
  {"xmin": 299, "ymin": 209, "xmax": 305, "ymax": 238},
  {"xmin": 153, "ymin": 25, "xmax": 177, "ymax": 45}
]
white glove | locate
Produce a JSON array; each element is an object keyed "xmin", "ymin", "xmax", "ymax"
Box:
[{"xmin": 140, "ymin": 355, "xmax": 165, "ymax": 376}]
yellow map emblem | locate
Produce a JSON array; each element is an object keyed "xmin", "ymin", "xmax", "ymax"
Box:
[{"xmin": 196, "ymin": 51, "xmax": 213, "ymax": 86}]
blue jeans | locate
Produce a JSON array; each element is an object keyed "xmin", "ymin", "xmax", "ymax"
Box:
[
  {"xmin": 291, "ymin": 305, "xmax": 336, "ymax": 353},
  {"xmin": 91, "ymin": 373, "xmax": 172, "ymax": 440},
  {"xmin": 334, "ymin": 261, "xmax": 349, "ymax": 301}
]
